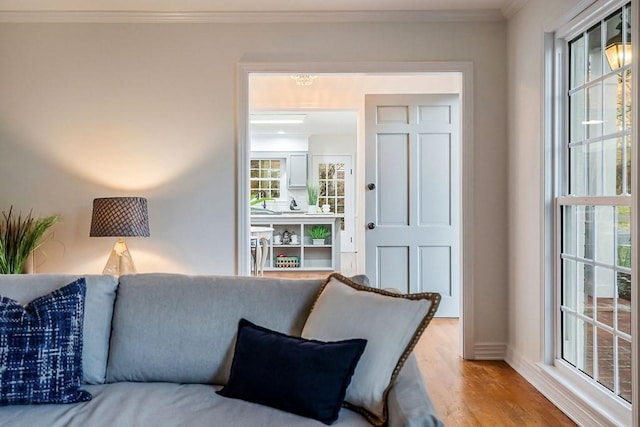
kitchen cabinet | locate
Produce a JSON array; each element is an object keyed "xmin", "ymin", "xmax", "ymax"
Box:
[
  {"xmin": 251, "ymin": 214, "xmax": 341, "ymax": 271},
  {"xmin": 287, "ymin": 153, "xmax": 308, "ymax": 188}
]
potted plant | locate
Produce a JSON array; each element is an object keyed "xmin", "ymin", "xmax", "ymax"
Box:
[
  {"xmin": 308, "ymin": 225, "xmax": 330, "ymax": 245},
  {"xmin": 0, "ymin": 206, "xmax": 58, "ymax": 274},
  {"xmin": 306, "ymin": 182, "xmax": 319, "ymax": 214}
]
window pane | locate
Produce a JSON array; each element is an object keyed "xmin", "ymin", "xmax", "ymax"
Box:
[
  {"xmin": 597, "ymin": 329, "xmax": 615, "ymax": 392},
  {"xmin": 623, "ymin": 5, "xmax": 632, "ymax": 67},
  {"xmin": 617, "ymin": 272, "xmax": 631, "ymax": 335},
  {"xmin": 578, "ymin": 319, "xmax": 594, "ymax": 377},
  {"xmin": 602, "ymin": 138, "xmax": 620, "ymax": 195},
  {"xmin": 625, "ymin": 135, "xmax": 631, "ymax": 193},
  {"xmin": 617, "ymin": 207, "xmax": 631, "ymax": 268},
  {"xmin": 577, "ymin": 206, "xmax": 595, "ymax": 259},
  {"xmin": 562, "ymin": 312, "xmax": 578, "ymax": 366},
  {"xmin": 603, "ymin": 73, "xmax": 623, "ymax": 135},
  {"xmin": 587, "ymin": 23, "xmax": 603, "ymax": 80},
  {"xmin": 619, "ymin": 337, "xmax": 632, "ymax": 403},
  {"xmin": 570, "ymin": 91, "xmax": 586, "ymax": 143},
  {"xmin": 586, "ymin": 141, "xmax": 603, "ymax": 195},
  {"xmin": 570, "ymin": 35, "xmax": 586, "ymax": 88},
  {"xmin": 625, "ymin": 70, "xmax": 632, "ymax": 129},
  {"xmin": 604, "ymin": 10, "xmax": 624, "ymax": 72},
  {"xmin": 578, "ymin": 262, "xmax": 594, "ymax": 318},
  {"xmin": 595, "ymin": 267, "xmax": 615, "ymax": 328},
  {"xmin": 563, "ymin": 206, "xmax": 577, "ymax": 255},
  {"xmin": 563, "ymin": 259, "xmax": 577, "ymax": 310},
  {"xmin": 587, "ymin": 84, "xmax": 603, "ymax": 139},
  {"xmin": 595, "ymin": 206, "xmax": 614, "ymax": 265},
  {"xmin": 569, "ymin": 144, "xmax": 586, "ymax": 194}
]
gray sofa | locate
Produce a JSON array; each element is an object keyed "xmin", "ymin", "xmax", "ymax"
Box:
[{"xmin": 0, "ymin": 273, "xmax": 442, "ymax": 427}]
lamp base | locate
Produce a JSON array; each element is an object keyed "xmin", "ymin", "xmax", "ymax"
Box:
[{"xmin": 102, "ymin": 237, "xmax": 137, "ymax": 276}]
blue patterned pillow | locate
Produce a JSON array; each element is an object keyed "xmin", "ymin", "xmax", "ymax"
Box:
[{"xmin": 0, "ymin": 278, "xmax": 92, "ymax": 405}]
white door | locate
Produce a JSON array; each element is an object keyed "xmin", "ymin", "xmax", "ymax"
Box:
[
  {"xmin": 312, "ymin": 155, "xmax": 355, "ymax": 252},
  {"xmin": 365, "ymin": 94, "xmax": 460, "ymax": 317}
]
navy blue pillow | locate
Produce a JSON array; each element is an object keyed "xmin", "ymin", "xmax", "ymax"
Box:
[
  {"xmin": 218, "ymin": 318, "xmax": 366, "ymax": 425},
  {"xmin": 0, "ymin": 278, "xmax": 92, "ymax": 405}
]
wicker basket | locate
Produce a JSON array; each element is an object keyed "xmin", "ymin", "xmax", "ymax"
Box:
[{"xmin": 275, "ymin": 256, "xmax": 300, "ymax": 268}]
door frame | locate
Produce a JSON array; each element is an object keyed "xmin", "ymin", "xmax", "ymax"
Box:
[{"xmin": 237, "ymin": 61, "xmax": 475, "ymax": 359}]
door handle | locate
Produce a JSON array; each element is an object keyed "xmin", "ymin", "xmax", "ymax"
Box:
[
  {"xmin": 367, "ymin": 183, "xmax": 376, "ymax": 190},
  {"xmin": 367, "ymin": 222, "xmax": 376, "ymax": 230}
]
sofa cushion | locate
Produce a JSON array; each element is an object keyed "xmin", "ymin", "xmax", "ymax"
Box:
[
  {"xmin": 107, "ymin": 274, "xmax": 325, "ymax": 384},
  {"xmin": 0, "ymin": 382, "xmax": 371, "ymax": 427},
  {"xmin": 0, "ymin": 274, "xmax": 118, "ymax": 385},
  {"xmin": 301, "ymin": 273, "xmax": 441, "ymax": 427},
  {"xmin": 0, "ymin": 279, "xmax": 92, "ymax": 405},
  {"xmin": 218, "ymin": 318, "xmax": 366, "ymax": 425}
]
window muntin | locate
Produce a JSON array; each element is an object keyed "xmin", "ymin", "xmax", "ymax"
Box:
[{"xmin": 559, "ymin": 2, "xmax": 633, "ymax": 405}]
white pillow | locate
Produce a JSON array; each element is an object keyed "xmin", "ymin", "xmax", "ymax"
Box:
[{"xmin": 301, "ymin": 273, "xmax": 440, "ymax": 426}]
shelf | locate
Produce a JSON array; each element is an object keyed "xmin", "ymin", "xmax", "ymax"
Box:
[{"xmin": 251, "ymin": 216, "xmax": 341, "ymax": 272}]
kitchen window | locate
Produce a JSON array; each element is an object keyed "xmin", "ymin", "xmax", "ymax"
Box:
[{"xmin": 250, "ymin": 158, "xmax": 284, "ymax": 200}]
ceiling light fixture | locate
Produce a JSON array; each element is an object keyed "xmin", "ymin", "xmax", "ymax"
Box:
[{"xmin": 290, "ymin": 75, "xmax": 318, "ymax": 86}]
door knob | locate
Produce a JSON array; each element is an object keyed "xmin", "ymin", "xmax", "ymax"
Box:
[
  {"xmin": 367, "ymin": 183, "xmax": 376, "ymax": 190},
  {"xmin": 367, "ymin": 222, "xmax": 376, "ymax": 230}
]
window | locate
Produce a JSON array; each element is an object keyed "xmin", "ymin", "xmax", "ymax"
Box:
[
  {"xmin": 318, "ymin": 161, "xmax": 346, "ymax": 230},
  {"xmin": 250, "ymin": 159, "xmax": 283, "ymax": 199},
  {"xmin": 556, "ymin": 1, "xmax": 633, "ymax": 408}
]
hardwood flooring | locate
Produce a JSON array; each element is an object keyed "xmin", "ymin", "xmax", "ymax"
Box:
[{"xmin": 416, "ymin": 318, "xmax": 576, "ymax": 426}]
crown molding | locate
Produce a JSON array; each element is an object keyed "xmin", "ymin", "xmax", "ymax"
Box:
[
  {"xmin": 501, "ymin": 0, "xmax": 529, "ymax": 19},
  {"xmin": 0, "ymin": 9, "xmax": 505, "ymax": 24}
]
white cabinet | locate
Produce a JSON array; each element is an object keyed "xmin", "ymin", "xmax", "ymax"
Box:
[
  {"xmin": 251, "ymin": 215, "xmax": 341, "ymax": 271},
  {"xmin": 287, "ymin": 153, "xmax": 308, "ymax": 188}
]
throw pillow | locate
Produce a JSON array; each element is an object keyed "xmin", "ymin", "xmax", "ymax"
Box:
[
  {"xmin": 217, "ymin": 318, "xmax": 367, "ymax": 425},
  {"xmin": 0, "ymin": 274, "xmax": 119, "ymax": 384},
  {"xmin": 0, "ymin": 279, "xmax": 92, "ymax": 405},
  {"xmin": 301, "ymin": 273, "xmax": 441, "ymax": 427}
]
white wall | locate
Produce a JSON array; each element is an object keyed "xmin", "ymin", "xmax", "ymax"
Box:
[
  {"xmin": 506, "ymin": 0, "xmax": 581, "ymax": 366},
  {"xmin": 0, "ymin": 19, "xmax": 507, "ymax": 348}
]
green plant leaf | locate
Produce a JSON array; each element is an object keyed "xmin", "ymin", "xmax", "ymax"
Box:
[
  {"xmin": 0, "ymin": 206, "xmax": 58, "ymax": 274},
  {"xmin": 307, "ymin": 182, "xmax": 319, "ymax": 205}
]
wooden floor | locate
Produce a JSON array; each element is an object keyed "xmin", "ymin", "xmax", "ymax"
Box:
[{"xmin": 416, "ymin": 318, "xmax": 576, "ymax": 426}]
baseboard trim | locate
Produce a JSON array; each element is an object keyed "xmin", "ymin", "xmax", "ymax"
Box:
[
  {"xmin": 473, "ymin": 342, "xmax": 507, "ymax": 360},
  {"xmin": 505, "ymin": 346, "xmax": 625, "ymax": 426}
]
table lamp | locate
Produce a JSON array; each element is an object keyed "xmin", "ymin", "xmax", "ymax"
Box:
[{"xmin": 90, "ymin": 197, "xmax": 149, "ymax": 276}]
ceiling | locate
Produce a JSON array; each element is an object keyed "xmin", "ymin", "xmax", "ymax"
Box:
[
  {"xmin": 0, "ymin": 0, "xmax": 519, "ymax": 13},
  {"xmin": 251, "ymin": 111, "xmax": 358, "ymax": 137}
]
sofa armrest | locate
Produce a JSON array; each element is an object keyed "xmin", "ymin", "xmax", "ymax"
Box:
[{"xmin": 387, "ymin": 353, "xmax": 444, "ymax": 427}]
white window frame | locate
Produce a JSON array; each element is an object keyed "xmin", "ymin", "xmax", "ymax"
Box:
[{"xmin": 544, "ymin": 1, "xmax": 637, "ymax": 425}]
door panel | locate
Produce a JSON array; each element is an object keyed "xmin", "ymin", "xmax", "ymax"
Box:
[
  {"xmin": 419, "ymin": 246, "xmax": 451, "ymax": 296},
  {"xmin": 419, "ymin": 133, "xmax": 451, "ymax": 226},
  {"xmin": 377, "ymin": 134, "xmax": 410, "ymax": 226},
  {"xmin": 365, "ymin": 94, "xmax": 460, "ymax": 317},
  {"xmin": 378, "ymin": 246, "xmax": 409, "ymax": 292}
]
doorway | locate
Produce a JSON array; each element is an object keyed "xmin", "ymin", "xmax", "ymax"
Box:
[{"xmin": 237, "ymin": 62, "xmax": 475, "ymax": 359}]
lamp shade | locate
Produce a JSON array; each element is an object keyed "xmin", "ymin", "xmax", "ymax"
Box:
[{"xmin": 90, "ymin": 197, "xmax": 150, "ymax": 237}]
